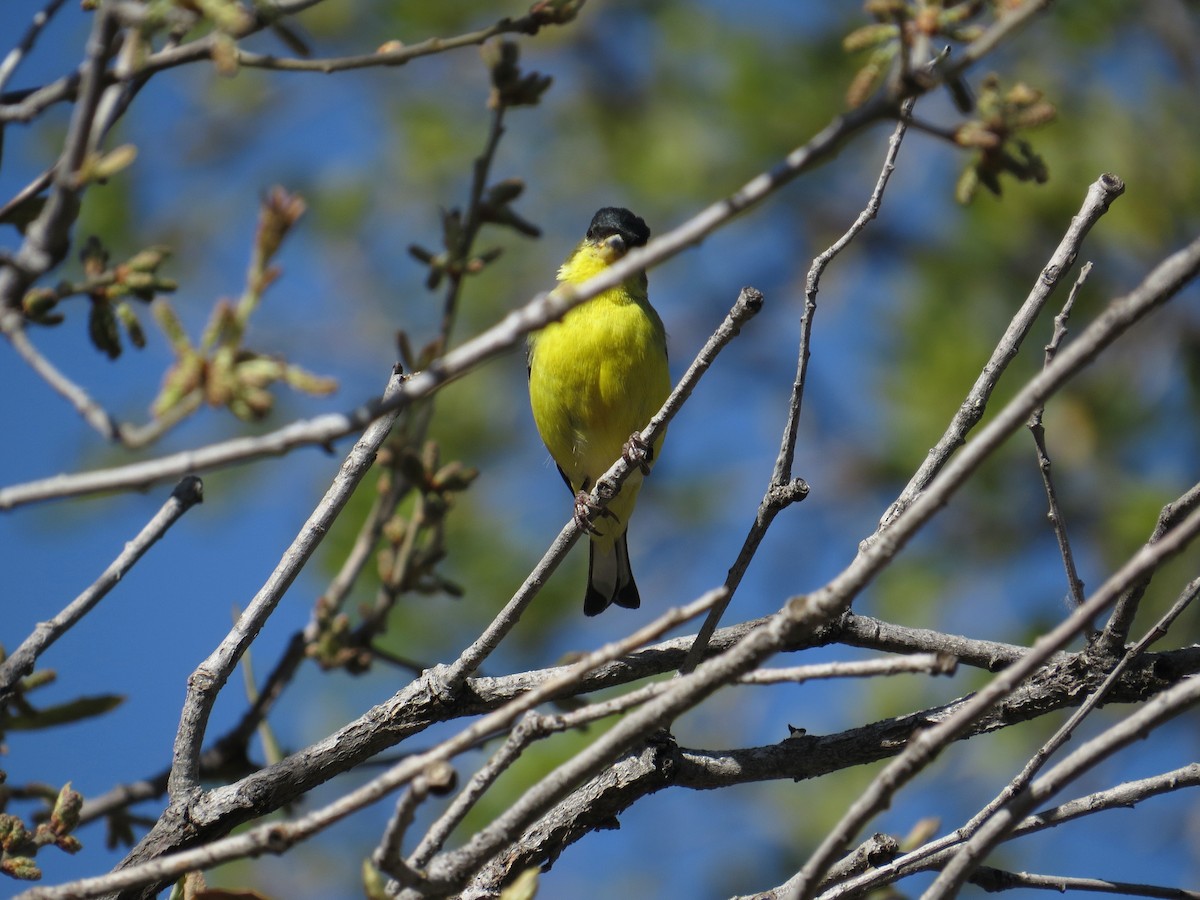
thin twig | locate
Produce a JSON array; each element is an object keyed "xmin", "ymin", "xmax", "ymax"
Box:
[
  {"xmin": 0, "ymin": 477, "xmax": 203, "ymax": 701},
  {"xmin": 969, "ymin": 558, "xmax": 1199, "ymax": 850},
  {"xmin": 372, "ymin": 762, "xmax": 456, "ymax": 881},
  {"xmin": 920, "ymin": 573, "xmax": 1200, "ymax": 896},
  {"xmin": 1028, "ymin": 261, "xmax": 1093, "ymax": 610},
  {"xmin": 0, "ymin": 0, "xmax": 70, "ymax": 94},
  {"xmin": 0, "ymin": 6, "xmax": 117, "ymax": 311},
  {"xmin": 407, "ymin": 713, "xmax": 553, "ymax": 869},
  {"xmin": 79, "ymin": 631, "xmax": 309, "ymax": 827},
  {"xmin": 1097, "ymin": 482, "xmax": 1200, "ymax": 655},
  {"xmin": 968, "ymin": 867, "xmax": 1200, "ymax": 898},
  {"xmin": 826, "ymin": 570, "xmax": 1199, "ymax": 898},
  {"xmin": 681, "ymin": 104, "xmax": 913, "ymax": 674},
  {"xmin": 739, "ymin": 653, "xmax": 956, "ymax": 684},
  {"xmin": 877, "ymin": 175, "xmax": 1125, "ymax": 533},
  {"xmin": 925, "ymin": 664, "xmax": 1200, "ymax": 897},
  {"xmin": 1, "ymin": 320, "xmax": 125, "ymax": 440},
  {"xmin": 167, "ymin": 367, "xmax": 407, "ymax": 798},
  {"xmin": 785, "ymin": 495, "xmax": 1200, "ymax": 898},
  {"xmin": 353, "ymin": 83, "xmax": 521, "ymax": 650},
  {"xmin": 0, "ymin": 0, "xmax": 556, "ymax": 122},
  {"xmin": 818, "ymin": 764, "xmax": 1200, "ymax": 899}
]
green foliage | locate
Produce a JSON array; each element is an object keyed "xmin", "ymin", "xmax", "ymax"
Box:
[
  {"xmin": 499, "ymin": 866, "xmax": 540, "ymax": 899},
  {"xmin": 21, "ymin": 236, "xmax": 176, "ymax": 352},
  {"xmin": 152, "ymin": 187, "xmax": 337, "ymax": 423},
  {"xmin": 0, "ymin": 782, "xmax": 84, "ymax": 882},
  {"xmin": 4, "ymin": 1, "xmax": 1198, "ymax": 896},
  {"xmin": 954, "ymin": 75, "xmax": 1055, "ymax": 202}
]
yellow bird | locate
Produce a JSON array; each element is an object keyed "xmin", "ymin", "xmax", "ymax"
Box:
[{"xmin": 528, "ymin": 207, "xmax": 670, "ymax": 615}]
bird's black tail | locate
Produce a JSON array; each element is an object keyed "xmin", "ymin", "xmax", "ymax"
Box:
[{"xmin": 584, "ymin": 532, "xmax": 641, "ymax": 616}]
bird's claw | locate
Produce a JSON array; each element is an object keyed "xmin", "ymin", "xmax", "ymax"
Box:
[
  {"xmin": 573, "ymin": 491, "xmax": 600, "ymax": 533},
  {"xmin": 623, "ymin": 432, "xmax": 654, "ymax": 475},
  {"xmin": 574, "ymin": 489, "xmax": 616, "ymax": 534}
]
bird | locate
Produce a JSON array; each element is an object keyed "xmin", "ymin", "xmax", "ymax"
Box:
[{"xmin": 527, "ymin": 207, "xmax": 670, "ymax": 616}]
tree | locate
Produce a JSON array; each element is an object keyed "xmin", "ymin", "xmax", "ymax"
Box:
[{"xmin": 2, "ymin": 1, "xmax": 1199, "ymax": 898}]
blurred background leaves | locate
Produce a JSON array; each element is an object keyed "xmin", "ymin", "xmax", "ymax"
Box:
[{"xmin": 1, "ymin": 1, "xmax": 1198, "ymax": 896}]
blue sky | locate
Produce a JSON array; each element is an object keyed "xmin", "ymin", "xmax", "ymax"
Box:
[{"xmin": 3, "ymin": 2, "xmax": 1199, "ymax": 898}]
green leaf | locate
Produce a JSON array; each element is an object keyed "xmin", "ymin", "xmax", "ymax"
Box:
[{"xmin": 4, "ymin": 694, "xmax": 125, "ymax": 731}]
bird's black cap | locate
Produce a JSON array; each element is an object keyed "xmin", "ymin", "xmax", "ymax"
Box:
[{"xmin": 587, "ymin": 207, "xmax": 650, "ymax": 249}]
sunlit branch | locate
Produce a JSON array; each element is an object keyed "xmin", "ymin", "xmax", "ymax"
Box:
[
  {"xmin": 877, "ymin": 174, "xmax": 1125, "ymax": 532},
  {"xmin": 0, "ymin": 477, "xmax": 203, "ymax": 700},
  {"xmin": 165, "ymin": 367, "xmax": 407, "ymax": 799},
  {"xmin": 923, "ymin": 572, "xmax": 1200, "ymax": 896},
  {"xmin": 35, "ymin": 593, "xmax": 718, "ymax": 900},
  {"xmin": 739, "ymin": 653, "xmax": 956, "ymax": 684},
  {"xmin": 927, "ymin": 663, "xmax": 1200, "ymax": 896},
  {"xmin": 819, "ymin": 762, "xmax": 1200, "ymax": 898},
  {"xmin": 1097, "ymin": 482, "xmax": 1200, "ymax": 655},
  {"xmin": 681, "ymin": 105, "xmax": 913, "ymax": 674},
  {"xmin": 1028, "ymin": 261, "xmax": 1092, "ymax": 612}
]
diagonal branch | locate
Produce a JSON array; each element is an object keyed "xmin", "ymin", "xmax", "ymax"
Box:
[
  {"xmin": 772, "ymin": 229, "xmax": 1200, "ymax": 898},
  {"xmin": 0, "ymin": 7, "xmax": 117, "ymax": 312},
  {"xmin": 877, "ymin": 174, "xmax": 1125, "ymax": 532},
  {"xmin": 0, "ymin": 0, "xmax": 70, "ymax": 94},
  {"xmin": 0, "ymin": 477, "xmax": 203, "ymax": 701},
  {"xmin": 0, "ymin": 96, "xmax": 890, "ymax": 511},
  {"xmin": 681, "ymin": 102, "xmax": 913, "ymax": 674},
  {"xmin": 165, "ymin": 367, "xmax": 407, "ymax": 799}
]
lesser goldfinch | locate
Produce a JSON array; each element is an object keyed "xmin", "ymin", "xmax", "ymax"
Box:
[{"xmin": 528, "ymin": 207, "xmax": 670, "ymax": 616}]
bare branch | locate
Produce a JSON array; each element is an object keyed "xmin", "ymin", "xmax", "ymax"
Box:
[
  {"xmin": 0, "ymin": 6, "xmax": 117, "ymax": 310},
  {"xmin": 824, "ymin": 572, "xmax": 1200, "ymax": 897},
  {"xmin": 681, "ymin": 104, "xmax": 913, "ymax": 674},
  {"xmin": 1097, "ymin": 481, "xmax": 1200, "ymax": 655},
  {"xmin": 0, "ymin": 0, "xmax": 70, "ymax": 94},
  {"xmin": 0, "ymin": 476, "xmax": 203, "ymax": 700},
  {"xmin": 821, "ymin": 765, "xmax": 1200, "ymax": 898},
  {"xmin": 929, "ymin": 674, "xmax": 1200, "ymax": 896},
  {"xmin": 0, "ymin": 319, "xmax": 187, "ymax": 446},
  {"xmin": 878, "ymin": 174, "xmax": 1125, "ymax": 532},
  {"xmin": 738, "ymin": 653, "xmax": 956, "ymax": 684},
  {"xmin": 968, "ymin": 867, "xmax": 1200, "ymax": 898},
  {"xmin": 923, "ymin": 573, "xmax": 1200, "ymax": 896},
  {"xmin": 372, "ymin": 763, "xmax": 456, "ymax": 882},
  {"xmin": 1027, "ymin": 261, "xmax": 1093, "ymax": 611},
  {"xmin": 166, "ymin": 367, "xmax": 407, "ymax": 798}
]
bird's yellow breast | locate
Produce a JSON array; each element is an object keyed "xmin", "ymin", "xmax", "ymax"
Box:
[{"xmin": 528, "ymin": 281, "xmax": 669, "ymax": 505}]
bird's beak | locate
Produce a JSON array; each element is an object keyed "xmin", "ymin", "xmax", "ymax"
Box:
[{"xmin": 598, "ymin": 233, "xmax": 627, "ymax": 262}]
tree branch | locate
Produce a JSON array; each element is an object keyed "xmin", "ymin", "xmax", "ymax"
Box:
[
  {"xmin": 0, "ymin": 476, "xmax": 203, "ymax": 701},
  {"xmin": 681, "ymin": 102, "xmax": 913, "ymax": 673},
  {"xmin": 877, "ymin": 174, "xmax": 1125, "ymax": 532},
  {"xmin": 165, "ymin": 367, "xmax": 407, "ymax": 799}
]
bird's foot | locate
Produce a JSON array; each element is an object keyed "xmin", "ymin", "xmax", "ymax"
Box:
[
  {"xmin": 623, "ymin": 432, "xmax": 654, "ymax": 475},
  {"xmin": 573, "ymin": 490, "xmax": 614, "ymax": 533}
]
